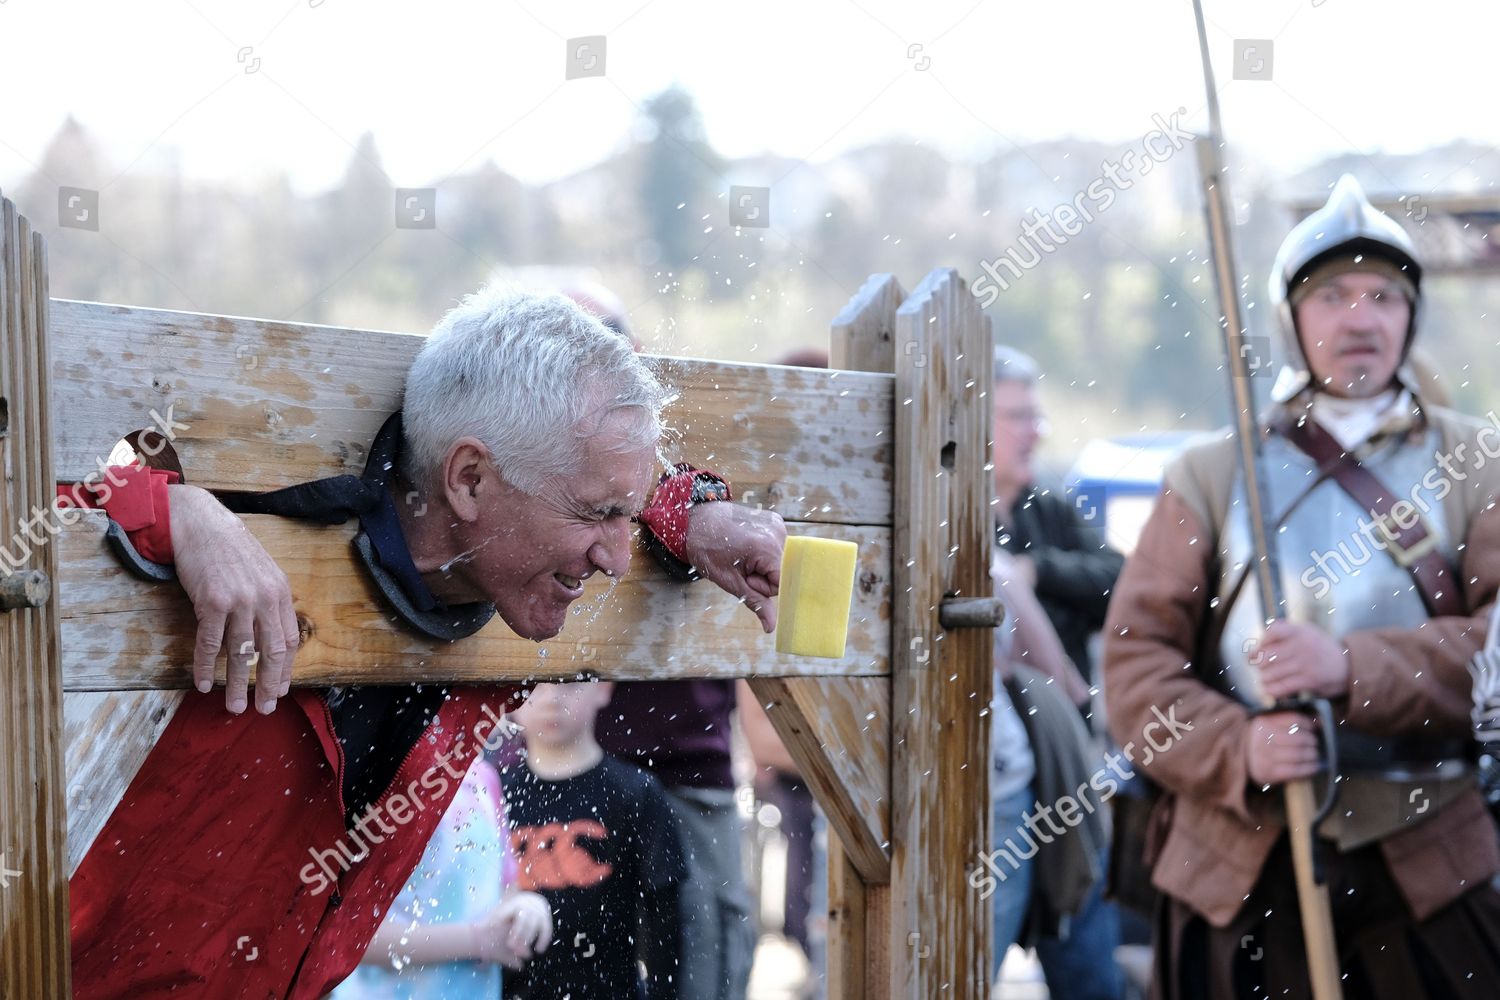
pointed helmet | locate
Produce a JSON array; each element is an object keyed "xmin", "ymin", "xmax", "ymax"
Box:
[{"xmin": 1267, "ymin": 174, "xmax": 1424, "ymax": 400}]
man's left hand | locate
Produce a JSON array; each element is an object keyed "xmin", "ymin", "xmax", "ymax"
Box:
[
  {"xmin": 1251, "ymin": 619, "xmax": 1350, "ymax": 700},
  {"xmin": 684, "ymin": 502, "xmax": 787, "ymax": 632}
]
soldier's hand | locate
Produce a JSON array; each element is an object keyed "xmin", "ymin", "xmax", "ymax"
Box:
[
  {"xmin": 684, "ymin": 501, "xmax": 786, "ymax": 633},
  {"xmin": 168, "ymin": 484, "xmax": 299, "ymax": 715},
  {"xmin": 1251, "ymin": 620, "xmax": 1350, "ymax": 700},
  {"xmin": 1244, "ymin": 710, "xmax": 1323, "ymax": 786}
]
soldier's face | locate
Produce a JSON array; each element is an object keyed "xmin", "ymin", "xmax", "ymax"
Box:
[{"xmin": 1294, "ymin": 272, "xmax": 1410, "ymax": 399}]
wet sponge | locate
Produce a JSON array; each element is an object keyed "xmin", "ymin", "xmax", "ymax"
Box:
[{"xmin": 775, "ymin": 536, "xmax": 859, "ymax": 658}]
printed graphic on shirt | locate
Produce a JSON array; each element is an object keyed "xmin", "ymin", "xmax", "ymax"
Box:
[{"xmin": 509, "ymin": 818, "xmax": 613, "ymax": 890}]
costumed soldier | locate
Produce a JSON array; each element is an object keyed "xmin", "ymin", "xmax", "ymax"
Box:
[{"xmin": 1103, "ymin": 175, "xmax": 1500, "ymax": 999}]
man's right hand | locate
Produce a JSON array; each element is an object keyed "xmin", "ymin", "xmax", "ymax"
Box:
[
  {"xmin": 1244, "ymin": 710, "xmax": 1322, "ymax": 786},
  {"xmin": 168, "ymin": 485, "xmax": 299, "ymax": 714}
]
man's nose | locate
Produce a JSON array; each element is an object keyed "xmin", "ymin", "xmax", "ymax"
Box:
[
  {"xmin": 589, "ymin": 519, "xmax": 633, "ymax": 579},
  {"xmin": 1341, "ymin": 296, "xmax": 1381, "ymax": 328}
]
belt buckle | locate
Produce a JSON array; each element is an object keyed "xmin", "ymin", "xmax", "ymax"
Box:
[{"xmin": 1371, "ymin": 508, "xmax": 1438, "ymax": 568}]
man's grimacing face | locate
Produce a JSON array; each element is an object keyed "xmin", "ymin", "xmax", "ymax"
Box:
[
  {"xmin": 449, "ymin": 408, "xmax": 657, "ymax": 641},
  {"xmin": 1293, "ymin": 270, "xmax": 1410, "ymax": 399}
]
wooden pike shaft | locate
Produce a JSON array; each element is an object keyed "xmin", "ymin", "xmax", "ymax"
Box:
[{"xmin": 1188, "ymin": 2, "xmax": 1343, "ymax": 997}]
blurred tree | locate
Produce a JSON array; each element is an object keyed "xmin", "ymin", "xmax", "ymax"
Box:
[
  {"xmin": 305, "ymin": 131, "xmax": 393, "ymax": 323},
  {"xmin": 634, "ymin": 85, "xmax": 723, "ymax": 274}
]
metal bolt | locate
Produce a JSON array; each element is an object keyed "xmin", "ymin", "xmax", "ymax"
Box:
[{"xmin": 0, "ymin": 570, "xmax": 51, "ymax": 611}]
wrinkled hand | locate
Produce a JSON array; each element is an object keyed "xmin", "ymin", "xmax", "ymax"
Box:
[
  {"xmin": 168, "ymin": 485, "xmax": 299, "ymax": 714},
  {"xmin": 477, "ymin": 891, "xmax": 553, "ymax": 969},
  {"xmin": 1250, "ymin": 620, "xmax": 1349, "ymax": 701},
  {"xmin": 1244, "ymin": 710, "xmax": 1323, "ymax": 786},
  {"xmin": 684, "ymin": 502, "xmax": 787, "ymax": 632}
]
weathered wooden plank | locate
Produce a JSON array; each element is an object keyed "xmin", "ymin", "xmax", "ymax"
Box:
[
  {"xmin": 747, "ymin": 675, "xmax": 890, "ymax": 883},
  {"xmin": 744, "ymin": 276, "xmax": 902, "ymax": 887},
  {"xmin": 826, "ymin": 835, "xmax": 867, "ymax": 1000},
  {"xmin": 815, "ymin": 272, "xmax": 906, "ymax": 1000},
  {"xmin": 830, "ymin": 272, "xmax": 903, "ymax": 374},
  {"xmin": 63, "ymin": 690, "xmax": 183, "ymax": 876},
  {"xmin": 888, "ymin": 269, "xmax": 994, "ymax": 997},
  {"xmin": 58, "ymin": 511, "xmax": 891, "ymax": 688},
  {"xmin": 827, "ymin": 841, "xmax": 892, "ymax": 1000},
  {"xmin": 48, "ymin": 300, "xmax": 894, "ymax": 526},
  {"xmin": 0, "ymin": 195, "xmax": 71, "ymax": 1000}
]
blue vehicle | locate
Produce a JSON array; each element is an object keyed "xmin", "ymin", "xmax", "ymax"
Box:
[{"xmin": 1062, "ymin": 431, "xmax": 1203, "ymax": 554}]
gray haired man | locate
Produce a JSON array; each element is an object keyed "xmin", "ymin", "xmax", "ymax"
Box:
[{"xmin": 71, "ymin": 288, "xmax": 786, "ymax": 999}]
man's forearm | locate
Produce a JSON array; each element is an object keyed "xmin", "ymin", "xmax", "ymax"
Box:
[{"xmin": 1001, "ymin": 577, "xmax": 1089, "ymax": 701}]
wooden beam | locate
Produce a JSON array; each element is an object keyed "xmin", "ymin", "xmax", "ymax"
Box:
[
  {"xmin": 830, "ymin": 272, "xmax": 904, "ymax": 373},
  {"xmin": 63, "ymin": 690, "xmax": 181, "ymax": 876},
  {"xmin": 747, "ymin": 675, "xmax": 889, "ymax": 882},
  {"xmin": 0, "ymin": 194, "xmax": 71, "ymax": 998},
  {"xmin": 58, "ymin": 512, "xmax": 892, "ymax": 689},
  {"xmin": 48, "ymin": 300, "xmax": 894, "ymax": 527},
  {"xmin": 889, "ymin": 269, "xmax": 994, "ymax": 997},
  {"xmin": 783, "ymin": 273, "xmax": 907, "ymax": 1000},
  {"xmin": 743, "ymin": 274, "xmax": 905, "ymax": 886}
]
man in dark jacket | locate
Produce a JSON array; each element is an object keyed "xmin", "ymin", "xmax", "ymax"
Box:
[
  {"xmin": 988, "ymin": 344, "xmax": 1126, "ymax": 1000},
  {"xmin": 991, "ymin": 345, "xmax": 1124, "ymax": 691}
]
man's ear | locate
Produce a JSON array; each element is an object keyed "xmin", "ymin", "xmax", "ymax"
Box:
[{"xmin": 441, "ymin": 437, "xmax": 493, "ymax": 522}]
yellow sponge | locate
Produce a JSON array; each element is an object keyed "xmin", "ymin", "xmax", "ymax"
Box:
[{"xmin": 775, "ymin": 536, "xmax": 859, "ymax": 658}]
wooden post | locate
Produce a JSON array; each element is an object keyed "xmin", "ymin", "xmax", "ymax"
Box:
[
  {"xmin": 822, "ymin": 273, "xmax": 904, "ymax": 1000},
  {"xmin": 0, "ymin": 214, "xmax": 995, "ymax": 999},
  {"xmin": 0, "ymin": 193, "xmax": 70, "ymax": 999},
  {"xmin": 889, "ymin": 269, "xmax": 993, "ymax": 997}
]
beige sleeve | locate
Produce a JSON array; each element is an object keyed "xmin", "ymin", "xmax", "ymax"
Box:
[{"xmin": 1102, "ymin": 480, "xmax": 1257, "ymax": 823}]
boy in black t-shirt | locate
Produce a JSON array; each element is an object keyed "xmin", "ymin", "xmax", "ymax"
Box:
[{"xmin": 499, "ymin": 680, "xmax": 685, "ymax": 1000}]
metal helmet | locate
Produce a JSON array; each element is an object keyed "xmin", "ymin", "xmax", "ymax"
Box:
[{"xmin": 1266, "ymin": 174, "xmax": 1424, "ymax": 400}]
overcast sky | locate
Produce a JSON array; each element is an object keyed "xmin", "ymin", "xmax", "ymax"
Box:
[{"xmin": 2, "ymin": 0, "xmax": 1497, "ymax": 194}]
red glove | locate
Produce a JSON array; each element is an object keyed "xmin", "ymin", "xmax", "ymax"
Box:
[
  {"xmin": 638, "ymin": 464, "xmax": 730, "ymax": 563},
  {"xmin": 58, "ymin": 465, "xmax": 178, "ymax": 564}
]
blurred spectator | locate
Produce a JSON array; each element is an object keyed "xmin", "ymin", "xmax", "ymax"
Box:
[
  {"xmin": 775, "ymin": 347, "xmax": 829, "ymax": 369},
  {"xmin": 987, "ymin": 345, "xmax": 1125, "ymax": 1000},
  {"xmin": 991, "ymin": 345, "xmax": 1124, "ymax": 700},
  {"xmin": 501, "ymin": 681, "xmax": 686, "ymax": 1000},
  {"xmin": 738, "ymin": 681, "xmax": 817, "ymax": 958},
  {"xmin": 333, "ymin": 757, "xmax": 552, "ymax": 999}
]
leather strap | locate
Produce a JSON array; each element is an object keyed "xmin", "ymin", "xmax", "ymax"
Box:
[{"xmin": 1274, "ymin": 415, "xmax": 1465, "ymax": 618}]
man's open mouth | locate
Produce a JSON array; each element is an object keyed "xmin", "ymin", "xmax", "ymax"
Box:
[{"xmin": 554, "ymin": 572, "xmax": 583, "ymax": 594}]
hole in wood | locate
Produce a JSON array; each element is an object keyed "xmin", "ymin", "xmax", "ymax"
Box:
[
  {"xmin": 940, "ymin": 440, "xmax": 956, "ymax": 470},
  {"xmin": 112, "ymin": 428, "xmax": 184, "ymax": 480},
  {"xmin": 0, "ymin": 395, "xmax": 7, "ymax": 438}
]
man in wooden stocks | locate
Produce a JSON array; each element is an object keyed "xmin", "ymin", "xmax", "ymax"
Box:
[
  {"xmin": 64, "ymin": 289, "xmax": 787, "ymax": 999},
  {"xmin": 1103, "ymin": 175, "xmax": 1500, "ymax": 998}
]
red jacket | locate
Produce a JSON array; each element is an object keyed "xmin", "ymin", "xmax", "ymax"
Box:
[
  {"xmin": 66, "ymin": 462, "xmax": 715, "ymax": 997},
  {"xmin": 71, "ymin": 686, "xmax": 516, "ymax": 998}
]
